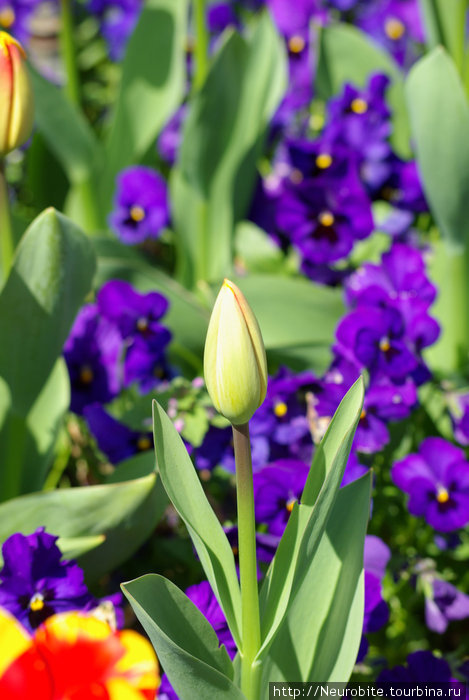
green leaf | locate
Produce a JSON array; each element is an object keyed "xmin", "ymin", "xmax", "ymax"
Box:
[
  {"xmin": 406, "ymin": 48, "xmax": 469, "ymax": 249},
  {"xmin": 260, "ymin": 473, "xmax": 372, "ymax": 690},
  {"xmin": 257, "ymin": 378, "xmax": 364, "ymax": 659},
  {"xmin": 315, "ymin": 23, "xmax": 410, "ymax": 157},
  {"xmin": 171, "ymin": 13, "xmax": 287, "ymax": 286},
  {"xmin": 0, "ymin": 208, "xmax": 96, "ymax": 414},
  {"xmin": 0, "ymin": 474, "xmax": 164, "ymax": 580},
  {"xmin": 152, "ymin": 400, "xmax": 242, "ymax": 647},
  {"xmin": 29, "ymin": 67, "xmax": 102, "ymax": 185},
  {"xmin": 231, "ymin": 275, "xmax": 344, "ymax": 374},
  {"xmin": 122, "ymin": 575, "xmax": 245, "ymax": 700},
  {"xmin": 419, "ymin": 0, "xmax": 466, "ymax": 72},
  {"xmin": 56, "ymin": 534, "xmax": 106, "ymax": 561},
  {"xmin": 100, "ymin": 0, "xmax": 188, "ymax": 210}
]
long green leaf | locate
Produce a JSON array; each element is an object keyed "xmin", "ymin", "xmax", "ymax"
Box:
[
  {"xmin": 152, "ymin": 400, "xmax": 242, "ymax": 647},
  {"xmin": 171, "ymin": 13, "xmax": 287, "ymax": 286},
  {"xmin": 29, "ymin": 68, "xmax": 102, "ymax": 185},
  {"xmin": 406, "ymin": 47, "xmax": 469, "ymax": 249},
  {"xmin": 100, "ymin": 0, "xmax": 188, "ymax": 210},
  {"xmin": 0, "ymin": 208, "xmax": 96, "ymax": 414},
  {"xmin": 260, "ymin": 473, "xmax": 372, "ymax": 691},
  {"xmin": 0, "ymin": 473, "xmax": 164, "ymax": 580},
  {"xmin": 122, "ymin": 575, "xmax": 245, "ymax": 700},
  {"xmin": 315, "ymin": 22, "xmax": 410, "ymax": 157},
  {"xmin": 257, "ymin": 378, "xmax": 364, "ymax": 659}
]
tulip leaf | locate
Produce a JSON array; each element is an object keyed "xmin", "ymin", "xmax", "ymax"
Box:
[
  {"xmin": 171, "ymin": 12, "xmax": 287, "ymax": 287},
  {"xmin": 122, "ymin": 575, "xmax": 244, "ymax": 700},
  {"xmin": 0, "ymin": 473, "xmax": 165, "ymax": 580},
  {"xmin": 315, "ymin": 22, "xmax": 410, "ymax": 157},
  {"xmin": 419, "ymin": 0, "xmax": 466, "ymax": 71},
  {"xmin": 405, "ymin": 47, "xmax": 469, "ymax": 250},
  {"xmin": 29, "ymin": 68, "xmax": 102, "ymax": 185},
  {"xmin": 100, "ymin": 0, "xmax": 188, "ymax": 210},
  {"xmin": 152, "ymin": 400, "xmax": 242, "ymax": 648},
  {"xmin": 260, "ymin": 472, "xmax": 371, "ymax": 691},
  {"xmin": 0, "ymin": 209, "xmax": 95, "ymax": 499},
  {"xmin": 257, "ymin": 378, "xmax": 364, "ymax": 659}
]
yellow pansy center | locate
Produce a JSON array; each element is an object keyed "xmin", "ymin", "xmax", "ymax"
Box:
[
  {"xmin": 0, "ymin": 6, "xmax": 15, "ymax": 28},
  {"xmin": 274, "ymin": 401, "xmax": 288, "ymax": 418},
  {"xmin": 316, "ymin": 153, "xmax": 333, "ymax": 170},
  {"xmin": 130, "ymin": 205, "xmax": 145, "ymax": 222},
  {"xmin": 29, "ymin": 592, "xmax": 45, "ymax": 612},
  {"xmin": 136, "ymin": 317, "xmax": 149, "ymax": 333},
  {"xmin": 385, "ymin": 17, "xmax": 406, "ymax": 40},
  {"xmin": 350, "ymin": 97, "xmax": 368, "ymax": 114},
  {"xmin": 286, "ymin": 498, "xmax": 296, "ymax": 513},
  {"xmin": 80, "ymin": 365, "xmax": 94, "ymax": 384},
  {"xmin": 137, "ymin": 436, "xmax": 152, "ymax": 451},
  {"xmin": 319, "ymin": 211, "xmax": 335, "ymax": 227},
  {"xmin": 379, "ymin": 338, "xmax": 391, "ymax": 352},
  {"xmin": 436, "ymin": 487, "xmax": 450, "ymax": 504},
  {"xmin": 288, "ymin": 35, "xmax": 305, "ymax": 54}
]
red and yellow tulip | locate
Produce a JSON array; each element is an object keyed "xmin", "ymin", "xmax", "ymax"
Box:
[
  {"xmin": 0, "ymin": 31, "xmax": 34, "ymax": 156},
  {"xmin": 0, "ymin": 607, "xmax": 159, "ymax": 699}
]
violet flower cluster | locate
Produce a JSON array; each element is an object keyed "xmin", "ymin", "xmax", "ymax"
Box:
[
  {"xmin": 251, "ymin": 72, "xmax": 428, "ymax": 284},
  {"xmin": 0, "ymin": 528, "xmax": 123, "ymax": 632},
  {"xmin": 63, "ymin": 279, "xmax": 171, "ymax": 415}
]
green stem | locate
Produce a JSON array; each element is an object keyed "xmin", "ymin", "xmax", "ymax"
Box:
[
  {"xmin": 453, "ymin": 0, "xmax": 468, "ymax": 76},
  {"xmin": 59, "ymin": 0, "xmax": 80, "ymax": 106},
  {"xmin": 193, "ymin": 0, "xmax": 209, "ymax": 90},
  {"xmin": 0, "ymin": 160, "xmax": 14, "ymax": 285},
  {"xmin": 232, "ymin": 422, "xmax": 261, "ymax": 700}
]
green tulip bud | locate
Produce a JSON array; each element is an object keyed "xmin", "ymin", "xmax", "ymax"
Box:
[{"xmin": 204, "ymin": 279, "xmax": 267, "ymax": 425}]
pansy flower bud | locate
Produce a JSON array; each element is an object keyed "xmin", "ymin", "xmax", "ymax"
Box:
[
  {"xmin": 204, "ymin": 279, "xmax": 267, "ymax": 425},
  {"xmin": 0, "ymin": 31, "xmax": 34, "ymax": 157}
]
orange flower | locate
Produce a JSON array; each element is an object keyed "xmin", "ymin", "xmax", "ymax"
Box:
[
  {"xmin": 0, "ymin": 607, "xmax": 159, "ymax": 699},
  {"xmin": 0, "ymin": 31, "xmax": 34, "ymax": 156}
]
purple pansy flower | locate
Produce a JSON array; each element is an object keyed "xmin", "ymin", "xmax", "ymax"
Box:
[
  {"xmin": 0, "ymin": 529, "xmax": 122, "ymax": 632},
  {"xmin": 158, "ymin": 106, "xmax": 187, "ymax": 165},
  {"xmin": 97, "ymin": 279, "xmax": 171, "ymax": 390},
  {"xmin": 357, "ymin": 0, "xmax": 424, "ymax": 69},
  {"xmin": 335, "ymin": 306, "xmax": 418, "ymax": 381},
  {"xmin": 254, "ymin": 459, "xmax": 310, "ymax": 536},
  {"xmin": 377, "ymin": 651, "xmax": 458, "ymax": 684},
  {"xmin": 276, "ymin": 175, "xmax": 373, "ymax": 265},
  {"xmin": 363, "ymin": 535, "xmax": 390, "ymax": 635},
  {"xmin": 109, "ymin": 166, "xmax": 170, "ymax": 244},
  {"xmin": 87, "ymin": 0, "xmax": 141, "ymax": 61},
  {"xmin": 63, "ymin": 304, "xmax": 122, "ymax": 415},
  {"xmin": 84, "ymin": 404, "xmax": 153, "ymax": 463},
  {"xmin": 0, "ymin": 0, "xmax": 43, "ymax": 45},
  {"xmin": 391, "ymin": 438, "xmax": 469, "ymax": 532},
  {"xmin": 424, "ymin": 577, "xmax": 469, "ymax": 634},
  {"xmin": 345, "ymin": 243, "xmax": 436, "ymax": 311}
]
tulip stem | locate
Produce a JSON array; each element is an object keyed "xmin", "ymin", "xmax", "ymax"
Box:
[
  {"xmin": 59, "ymin": 0, "xmax": 80, "ymax": 106},
  {"xmin": 232, "ymin": 422, "xmax": 261, "ymax": 700},
  {"xmin": 0, "ymin": 161, "xmax": 14, "ymax": 284},
  {"xmin": 193, "ymin": 0, "xmax": 209, "ymax": 90}
]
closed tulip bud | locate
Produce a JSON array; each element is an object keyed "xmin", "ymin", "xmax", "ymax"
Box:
[
  {"xmin": 0, "ymin": 32, "xmax": 34, "ymax": 157},
  {"xmin": 204, "ymin": 279, "xmax": 267, "ymax": 425}
]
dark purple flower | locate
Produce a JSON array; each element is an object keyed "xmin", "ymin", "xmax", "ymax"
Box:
[
  {"xmin": 97, "ymin": 279, "xmax": 171, "ymax": 390},
  {"xmin": 373, "ymin": 156, "xmax": 427, "ymax": 212},
  {"xmin": 63, "ymin": 304, "xmax": 122, "ymax": 415},
  {"xmin": 84, "ymin": 404, "xmax": 153, "ymax": 463},
  {"xmin": 109, "ymin": 166, "xmax": 170, "ymax": 244},
  {"xmin": 363, "ymin": 535, "xmax": 390, "ymax": 634},
  {"xmin": 157, "ymin": 106, "xmax": 187, "ymax": 165},
  {"xmin": 345, "ymin": 243, "xmax": 436, "ymax": 311},
  {"xmin": 254, "ymin": 459, "xmax": 310, "ymax": 536},
  {"xmin": 341, "ymin": 452, "xmax": 369, "ymax": 486},
  {"xmin": 207, "ymin": 2, "xmax": 239, "ymax": 33},
  {"xmin": 266, "ymin": 0, "xmax": 327, "ymax": 37},
  {"xmin": 355, "ymin": 377, "xmax": 417, "ymax": 453},
  {"xmin": 335, "ymin": 306, "xmax": 418, "ymax": 381},
  {"xmin": 185, "ymin": 580, "xmax": 236, "ymax": 659},
  {"xmin": 324, "ymin": 74, "xmax": 392, "ymax": 167},
  {"xmin": 276, "ymin": 176, "xmax": 373, "ymax": 264},
  {"xmin": 0, "ymin": 529, "xmax": 95, "ymax": 632},
  {"xmin": 449, "ymin": 392, "xmax": 469, "ymax": 446},
  {"xmin": 377, "ymin": 651, "xmax": 457, "ymax": 684},
  {"xmin": 424, "ymin": 577, "xmax": 469, "ymax": 634},
  {"xmin": 0, "ymin": 0, "xmax": 43, "ymax": 45},
  {"xmin": 391, "ymin": 438, "xmax": 469, "ymax": 532},
  {"xmin": 87, "ymin": 0, "xmax": 141, "ymax": 61},
  {"xmin": 357, "ymin": 0, "xmax": 424, "ymax": 69}
]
